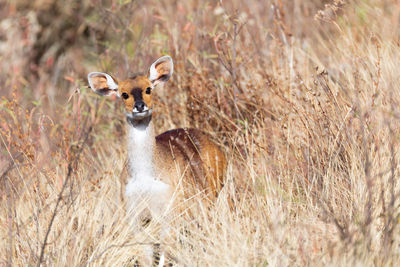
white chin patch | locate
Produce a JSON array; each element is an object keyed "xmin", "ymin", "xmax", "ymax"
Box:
[
  {"xmin": 132, "ymin": 106, "xmax": 149, "ymax": 113},
  {"xmin": 127, "ymin": 109, "xmax": 152, "ymax": 120}
]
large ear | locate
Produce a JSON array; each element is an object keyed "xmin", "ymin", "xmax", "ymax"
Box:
[
  {"xmin": 87, "ymin": 72, "xmax": 119, "ymax": 96},
  {"xmin": 148, "ymin": 55, "xmax": 173, "ymax": 87}
]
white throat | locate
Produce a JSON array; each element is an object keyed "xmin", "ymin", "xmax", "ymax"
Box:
[
  {"xmin": 125, "ymin": 120, "xmax": 171, "ymax": 224},
  {"xmin": 127, "ymin": 121, "xmax": 155, "ymax": 181}
]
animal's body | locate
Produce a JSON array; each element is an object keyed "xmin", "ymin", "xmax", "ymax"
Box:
[{"xmin": 88, "ymin": 55, "xmax": 226, "ymax": 266}]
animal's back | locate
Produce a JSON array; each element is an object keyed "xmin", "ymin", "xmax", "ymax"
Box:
[{"xmin": 154, "ymin": 128, "xmax": 226, "ymax": 198}]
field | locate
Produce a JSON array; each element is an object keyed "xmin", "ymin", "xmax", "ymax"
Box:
[{"xmin": 1, "ymin": 0, "xmax": 400, "ymax": 266}]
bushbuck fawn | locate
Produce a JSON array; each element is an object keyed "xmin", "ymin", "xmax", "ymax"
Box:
[{"xmin": 88, "ymin": 55, "xmax": 226, "ymax": 265}]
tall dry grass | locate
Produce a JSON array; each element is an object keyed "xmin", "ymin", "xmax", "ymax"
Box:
[{"xmin": 1, "ymin": 0, "xmax": 400, "ymax": 266}]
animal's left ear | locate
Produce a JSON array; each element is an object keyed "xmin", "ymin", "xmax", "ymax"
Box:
[
  {"xmin": 87, "ymin": 72, "xmax": 119, "ymax": 97},
  {"xmin": 148, "ymin": 55, "xmax": 173, "ymax": 87}
]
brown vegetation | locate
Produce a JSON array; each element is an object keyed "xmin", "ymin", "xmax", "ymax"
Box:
[{"xmin": 1, "ymin": 0, "xmax": 400, "ymax": 266}]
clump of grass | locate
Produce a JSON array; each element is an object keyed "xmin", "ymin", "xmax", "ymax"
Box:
[{"xmin": 1, "ymin": 0, "xmax": 400, "ymax": 266}]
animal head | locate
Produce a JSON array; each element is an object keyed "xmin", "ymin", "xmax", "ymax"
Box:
[{"xmin": 88, "ymin": 55, "xmax": 173, "ymax": 121}]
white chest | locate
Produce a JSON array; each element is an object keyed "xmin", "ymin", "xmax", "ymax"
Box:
[{"xmin": 125, "ymin": 124, "xmax": 171, "ymax": 220}]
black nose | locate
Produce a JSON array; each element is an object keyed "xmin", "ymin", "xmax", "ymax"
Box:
[{"xmin": 134, "ymin": 101, "xmax": 145, "ymax": 112}]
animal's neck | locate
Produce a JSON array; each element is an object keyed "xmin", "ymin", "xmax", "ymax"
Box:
[{"xmin": 127, "ymin": 116, "xmax": 155, "ymax": 181}]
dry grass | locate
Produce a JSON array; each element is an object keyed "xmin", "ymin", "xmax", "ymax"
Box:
[{"xmin": 1, "ymin": 0, "xmax": 400, "ymax": 266}]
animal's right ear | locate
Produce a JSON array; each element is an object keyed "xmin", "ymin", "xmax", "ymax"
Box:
[
  {"xmin": 87, "ymin": 72, "xmax": 119, "ymax": 97},
  {"xmin": 148, "ymin": 55, "xmax": 173, "ymax": 87}
]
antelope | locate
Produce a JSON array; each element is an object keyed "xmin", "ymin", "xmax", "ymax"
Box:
[{"xmin": 88, "ymin": 55, "xmax": 226, "ymax": 266}]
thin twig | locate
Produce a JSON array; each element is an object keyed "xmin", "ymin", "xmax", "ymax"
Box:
[
  {"xmin": 37, "ymin": 125, "xmax": 93, "ymax": 266},
  {"xmin": 86, "ymin": 241, "xmax": 163, "ymax": 265},
  {"xmin": 1, "ymin": 159, "xmax": 19, "ymax": 267}
]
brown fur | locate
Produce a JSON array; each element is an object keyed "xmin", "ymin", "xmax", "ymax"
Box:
[
  {"xmin": 89, "ymin": 75, "xmax": 116, "ymax": 96},
  {"xmin": 88, "ymin": 66, "xmax": 226, "ymax": 198},
  {"xmin": 90, "ymin": 75, "xmax": 109, "ymax": 89},
  {"xmin": 88, "ymin": 58, "xmax": 226, "ymax": 266},
  {"xmin": 120, "ymin": 75, "xmax": 226, "ymax": 198},
  {"xmin": 155, "ymin": 128, "xmax": 226, "ymax": 198},
  {"xmin": 118, "ymin": 77, "xmax": 152, "ymax": 112}
]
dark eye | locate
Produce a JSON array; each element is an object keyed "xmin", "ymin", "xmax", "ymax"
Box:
[
  {"xmin": 121, "ymin": 92, "xmax": 129, "ymax": 99},
  {"xmin": 145, "ymin": 87, "xmax": 152, "ymax": 95}
]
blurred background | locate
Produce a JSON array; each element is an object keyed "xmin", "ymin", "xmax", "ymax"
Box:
[{"xmin": 1, "ymin": 0, "xmax": 400, "ymax": 266}]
